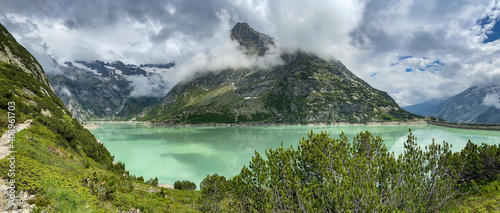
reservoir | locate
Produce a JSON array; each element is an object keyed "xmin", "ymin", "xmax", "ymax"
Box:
[{"xmin": 90, "ymin": 123, "xmax": 500, "ymax": 187}]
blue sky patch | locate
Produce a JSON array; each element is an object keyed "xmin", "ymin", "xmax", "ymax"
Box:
[
  {"xmin": 479, "ymin": 16, "xmax": 500, "ymax": 43},
  {"xmin": 394, "ymin": 56, "xmax": 444, "ymax": 72},
  {"xmin": 426, "ymin": 60, "xmax": 445, "ymax": 68},
  {"xmin": 478, "ymin": 16, "xmax": 494, "ymax": 27},
  {"xmin": 398, "ymin": 55, "xmax": 413, "ymax": 60}
]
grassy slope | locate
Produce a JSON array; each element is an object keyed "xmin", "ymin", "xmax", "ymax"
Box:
[{"xmin": 0, "ymin": 61, "xmax": 200, "ymax": 212}]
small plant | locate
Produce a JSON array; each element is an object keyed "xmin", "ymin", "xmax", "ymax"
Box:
[{"xmin": 83, "ymin": 160, "xmax": 90, "ymax": 169}]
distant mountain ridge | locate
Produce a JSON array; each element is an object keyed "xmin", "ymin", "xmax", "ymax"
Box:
[
  {"xmin": 47, "ymin": 59, "xmax": 174, "ymax": 121},
  {"xmin": 404, "ymin": 85, "xmax": 500, "ymax": 124},
  {"xmin": 139, "ymin": 23, "xmax": 419, "ymax": 124},
  {"xmin": 70, "ymin": 60, "xmax": 174, "ymax": 78},
  {"xmin": 402, "ymin": 98, "xmax": 444, "ymax": 117}
]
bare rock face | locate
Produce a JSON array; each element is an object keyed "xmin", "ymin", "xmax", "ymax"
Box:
[
  {"xmin": 0, "ymin": 23, "xmax": 54, "ymax": 92},
  {"xmin": 144, "ymin": 23, "xmax": 419, "ymax": 124},
  {"xmin": 230, "ymin": 22, "xmax": 275, "ymax": 56}
]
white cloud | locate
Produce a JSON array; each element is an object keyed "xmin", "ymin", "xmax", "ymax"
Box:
[
  {"xmin": 60, "ymin": 86, "xmax": 72, "ymax": 97},
  {"xmin": 483, "ymin": 93, "xmax": 500, "ymax": 109},
  {"xmin": 53, "ymin": 85, "xmax": 72, "ymax": 97},
  {"xmin": 126, "ymin": 74, "xmax": 168, "ymax": 98},
  {"xmin": 341, "ymin": 0, "xmax": 500, "ymax": 106},
  {"xmin": 223, "ymin": 0, "xmax": 366, "ymax": 63},
  {"xmin": 170, "ymin": 8, "xmax": 283, "ymax": 83}
]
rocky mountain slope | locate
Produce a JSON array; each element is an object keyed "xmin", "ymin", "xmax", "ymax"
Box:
[
  {"xmin": 46, "ymin": 59, "xmax": 173, "ymax": 121},
  {"xmin": 141, "ymin": 22, "xmax": 419, "ymax": 124},
  {"xmin": 405, "ymin": 85, "xmax": 500, "ymax": 124},
  {"xmin": 0, "ymin": 24, "xmax": 53, "ymax": 91}
]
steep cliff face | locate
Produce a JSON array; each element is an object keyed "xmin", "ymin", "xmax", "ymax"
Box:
[
  {"xmin": 0, "ymin": 23, "xmax": 53, "ymax": 91},
  {"xmin": 141, "ymin": 23, "xmax": 418, "ymax": 124}
]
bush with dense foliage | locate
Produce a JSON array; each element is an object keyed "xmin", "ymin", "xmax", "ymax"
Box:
[
  {"xmin": 199, "ymin": 174, "xmax": 227, "ymax": 212},
  {"xmin": 174, "ymin": 180, "xmax": 197, "ymax": 191},
  {"xmin": 451, "ymin": 141, "xmax": 500, "ymax": 184},
  {"xmin": 200, "ymin": 130, "xmax": 500, "ymax": 212}
]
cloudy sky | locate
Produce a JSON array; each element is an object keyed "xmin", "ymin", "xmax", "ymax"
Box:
[{"xmin": 1, "ymin": 0, "xmax": 500, "ymax": 106}]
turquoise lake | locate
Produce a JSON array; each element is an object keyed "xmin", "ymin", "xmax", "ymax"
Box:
[{"xmin": 90, "ymin": 123, "xmax": 500, "ymax": 187}]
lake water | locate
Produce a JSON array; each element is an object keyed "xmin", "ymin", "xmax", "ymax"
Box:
[{"xmin": 90, "ymin": 123, "xmax": 500, "ymax": 187}]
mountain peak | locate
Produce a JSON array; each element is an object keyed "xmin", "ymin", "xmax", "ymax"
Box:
[
  {"xmin": 233, "ymin": 22, "xmax": 251, "ymax": 30},
  {"xmin": 230, "ymin": 22, "xmax": 274, "ymax": 56}
]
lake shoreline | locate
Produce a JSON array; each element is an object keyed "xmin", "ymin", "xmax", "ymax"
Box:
[
  {"xmin": 427, "ymin": 120, "xmax": 500, "ymax": 131},
  {"xmin": 87, "ymin": 119, "xmax": 500, "ymax": 131},
  {"xmin": 143, "ymin": 120, "xmax": 429, "ymax": 127}
]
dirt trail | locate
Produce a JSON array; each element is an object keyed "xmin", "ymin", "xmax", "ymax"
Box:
[
  {"xmin": 0, "ymin": 119, "xmax": 33, "ymax": 211},
  {"xmin": 0, "ymin": 119, "xmax": 32, "ymax": 160}
]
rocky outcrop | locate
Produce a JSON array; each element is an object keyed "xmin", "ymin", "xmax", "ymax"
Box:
[
  {"xmin": 0, "ymin": 179, "xmax": 37, "ymax": 213},
  {"xmin": 230, "ymin": 22, "xmax": 275, "ymax": 56}
]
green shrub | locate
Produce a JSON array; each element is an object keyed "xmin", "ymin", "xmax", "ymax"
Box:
[
  {"xmin": 174, "ymin": 180, "xmax": 197, "ymax": 191},
  {"xmin": 450, "ymin": 141, "xmax": 500, "ymax": 184},
  {"xmin": 200, "ymin": 174, "xmax": 227, "ymax": 212},
  {"xmin": 204, "ymin": 130, "xmax": 460, "ymax": 212}
]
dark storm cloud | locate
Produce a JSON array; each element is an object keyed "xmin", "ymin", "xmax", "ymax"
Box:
[
  {"xmin": 1, "ymin": 0, "xmax": 220, "ymax": 43},
  {"xmin": 139, "ymin": 0, "xmax": 219, "ymax": 43}
]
